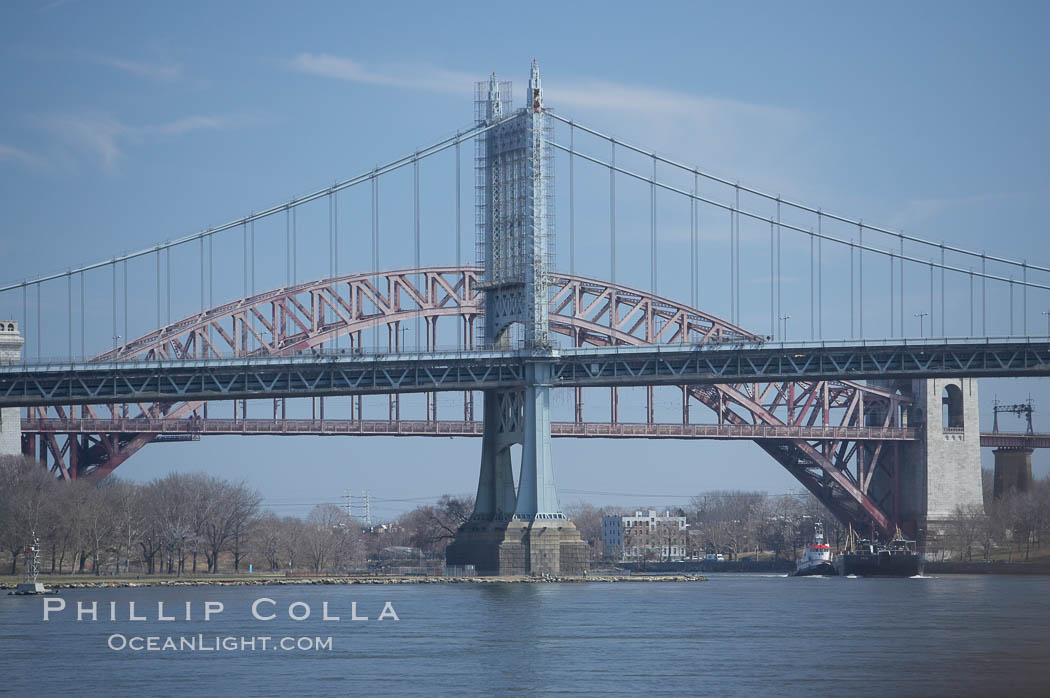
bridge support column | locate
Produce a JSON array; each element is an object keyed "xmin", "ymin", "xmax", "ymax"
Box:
[
  {"xmin": 897, "ymin": 377, "xmax": 983, "ymax": 546},
  {"xmin": 447, "ymin": 364, "xmax": 589, "ymax": 576},
  {"xmin": 993, "ymin": 448, "xmax": 1033, "ymax": 499},
  {"xmin": 0, "ymin": 321, "xmax": 24, "ymax": 457}
]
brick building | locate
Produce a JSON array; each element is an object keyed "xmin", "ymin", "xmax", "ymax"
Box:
[{"xmin": 601, "ymin": 510, "xmax": 687, "ymax": 561}]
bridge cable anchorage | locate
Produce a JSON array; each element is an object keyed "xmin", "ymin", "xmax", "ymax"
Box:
[
  {"xmin": 547, "ymin": 112, "xmax": 1050, "ymax": 275},
  {"xmin": 547, "ymin": 140, "xmax": 1050, "ymax": 292}
]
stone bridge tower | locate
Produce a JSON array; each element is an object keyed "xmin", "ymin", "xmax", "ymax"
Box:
[
  {"xmin": 897, "ymin": 378, "xmax": 984, "ymax": 546},
  {"xmin": 0, "ymin": 321, "xmax": 24, "ymax": 456},
  {"xmin": 446, "ymin": 63, "xmax": 589, "ymax": 576}
]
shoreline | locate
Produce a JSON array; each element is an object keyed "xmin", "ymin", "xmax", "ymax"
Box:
[{"xmin": 2, "ymin": 574, "xmax": 705, "ymax": 589}]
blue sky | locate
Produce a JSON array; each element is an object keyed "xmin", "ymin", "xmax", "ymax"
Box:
[{"xmin": 1, "ymin": 1, "xmax": 1048, "ymax": 517}]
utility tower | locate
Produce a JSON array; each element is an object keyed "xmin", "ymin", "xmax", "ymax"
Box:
[{"xmin": 446, "ymin": 62, "xmax": 589, "ymax": 576}]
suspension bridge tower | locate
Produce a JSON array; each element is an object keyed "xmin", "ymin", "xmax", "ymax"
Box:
[
  {"xmin": 446, "ymin": 62, "xmax": 590, "ymax": 575},
  {"xmin": 0, "ymin": 321, "xmax": 24, "ymax": 457}
]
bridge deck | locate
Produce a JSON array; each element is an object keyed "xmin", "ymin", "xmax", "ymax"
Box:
[{"xmin": 3, "ymin": 339, "xmax": 1049, "ymax": 408}]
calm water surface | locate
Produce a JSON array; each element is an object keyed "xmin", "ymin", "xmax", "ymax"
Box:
[{"xmin": 2, "ymin": 574, "xmax": 1047, "ymax": 696}]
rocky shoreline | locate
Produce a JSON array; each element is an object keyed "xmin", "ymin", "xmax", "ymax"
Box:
[{"xmin": 3, "ymin": 574, "xmax": 705, "ymax": 589}]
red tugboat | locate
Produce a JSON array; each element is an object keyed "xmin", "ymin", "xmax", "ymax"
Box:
[{"xmin": 794, "ymin": 523, "xmax": 837, "ymax": 576}]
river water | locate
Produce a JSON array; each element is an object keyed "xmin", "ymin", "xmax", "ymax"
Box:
[{"xmin": 2, "ymin": 574, "xmax": 1047, "ymax": 696}]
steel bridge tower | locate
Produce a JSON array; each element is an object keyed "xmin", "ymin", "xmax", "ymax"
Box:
[{"xmin": 446, "ymin": 63, "xmax": 589, "ymax": 575}]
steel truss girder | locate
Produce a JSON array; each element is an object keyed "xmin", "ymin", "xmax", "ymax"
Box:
[{"xmin": 15, "ymin": 265, "xmax": 999, "ymax": 536}]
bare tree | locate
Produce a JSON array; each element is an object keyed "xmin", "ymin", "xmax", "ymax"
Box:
[{"xmin": 564, "ymin": 501, "xmax": 605, "ymax": 561}]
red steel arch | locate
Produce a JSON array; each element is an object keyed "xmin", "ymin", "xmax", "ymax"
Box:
[{"xmin": 25, "ymin": 267, "xmax": 908, "ymax": 534}]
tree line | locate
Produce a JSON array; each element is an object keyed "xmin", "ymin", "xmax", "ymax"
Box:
[
  {"xmin": 0, "ymin": 456, "xmax": 472, "ymax": 576},
  {"xmin": 2, "ymin": 453, "xmax": 1046, "ymax": 575}
]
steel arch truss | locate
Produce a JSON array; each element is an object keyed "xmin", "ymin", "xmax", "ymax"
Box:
[{"xmin": 27, "ymin": 266, "xmax": 910, "ymax": 534}]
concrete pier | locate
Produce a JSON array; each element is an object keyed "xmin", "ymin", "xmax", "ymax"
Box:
[{"xmin": 993, "ymin": 448, "xmax": 1034, "ymax": 499}]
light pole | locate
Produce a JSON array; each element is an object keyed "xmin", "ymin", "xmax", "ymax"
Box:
[
  {"xmin": 914, "ymin": 312, "xmax": 928, "ymax": 338},
  {"xmin": 779, "ymin": 315, "xmax": 791, "ymax": 341},
  {"xmin": 1042, "ymin": 310, "xmax": 1050, "ymax": 337},
  {"xmin": 112, "ymin": 334, "xmax": 121, "ymax": 352}
]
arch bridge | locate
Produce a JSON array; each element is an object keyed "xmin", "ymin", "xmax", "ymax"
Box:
[{"xmin": 23, "ymin": 266, "xmax": 913, "ymax": 536}]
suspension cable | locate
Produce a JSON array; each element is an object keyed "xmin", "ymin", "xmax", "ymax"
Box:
[
  {"xmin": 550, "ymin": 140, "xmax": 1050, "ymax": 291},
  {"xmin": 0, "ymin": 120, "xmax": 497, "ymax": 294},
  {"xmin": 549, "ymin": 112, "xmax": 1050, "ymax": 274}
]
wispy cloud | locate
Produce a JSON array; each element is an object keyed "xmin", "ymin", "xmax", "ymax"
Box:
[
  {"xmin": 34, "ymin": 111, "xmax": 241, "ymax": 171},
  {"xmin": 287, "ymin": 55, "xmax": 812, "ymax": 193},
  {"xmin": 289, "ymin": 54, "xmax": 473, "ymax": 94},
  {"xmin": 85, "ymin": 53, "xmax": 181, "ymax": 82},
  {"xmin": 0, "ymin": 143, "xmax": 48, "ymax": 170}
]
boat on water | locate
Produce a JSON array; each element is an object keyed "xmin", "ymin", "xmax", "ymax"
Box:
[
  {"xmin": 794, "ymin": 524, "xmax": 837, "ymax": 576},
  {"xmin": 834, "ymin": 527, "xmax": 921, "ymax": 578}
]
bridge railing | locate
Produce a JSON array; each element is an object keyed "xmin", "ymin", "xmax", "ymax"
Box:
[{"xmin": 7, "ymin": 334, "xmax": 1049, "ymax": 368}]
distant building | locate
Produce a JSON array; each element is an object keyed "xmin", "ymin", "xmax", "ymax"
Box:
[{"xmin": 601, "ymin": 510, "xmax": 688, "ymax": 561}]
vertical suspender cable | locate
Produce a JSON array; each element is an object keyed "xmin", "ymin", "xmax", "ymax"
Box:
[
  {"xmin": 250, "ymin": 219, "xmax": 256, "ymax": 351},
  {"xmin": 899, "ymin": 237, "xmax": 904, "ymax": 337},
  {"xmin": 68, "ymin": 272, "xmax": 73, "ymax": 358},
  {"xmin": 36, "ymin": 285, "xmax": 40, "ymax": 360},
  {"xmin": 731, "ymin": 189, "xmax": 737, "ymax": 325},
  {"xmin": 166, "ymin": 248, "xmax": 171, "ymax": 323},
  {"xmin": 736, "ymin": 186, "xmax": 741, "ymax": 324},
  {"xmin": 650, "ymin": 155, "xmax": 657, "ymax": 295},
  {"xmin": 569, "ymin": 124, "xmax": 574, "ymax": 276},
  {"xmin": 850, "ymin": 240, "xmax": 855, "ymax": 338},
  {"xmin": 690, "ymin": 173, "xmax": 696, "ymax": 308},
  {"xmin": 199, "ymin": 237, "xmax": 204, "ymax": 311},
  {"xmin": 123, "ymin": 259, "xmax": 127, "ymax": 350},
  {"xmin": 940, "ymin": 244, "xmax": 945, "ymax": 336},
  {"xmin": 112, "ymin": 263, "xmax": 117, "ymax": 349},
  {"xmin": 292, "ymin": 207, "xmax": 297, "ymax": 285},
  {"xmin": 22, "ymin": 284, "xmax": 27, "ymax": 358},
  {"xmin": 610, "ymin": 140, "xmax": 616, "ymax": 285},
  {"xmin": 334, "ymin": 188, "xmax": 339, "ymax": 278},
  {"xmin": 810, "ymin": 230, "xmax": 815, "ymax": 340},
  {"xmin": 208, "ymin": 235, "xmax": 213, "ymax": 308},
  {"xmin": 776, "ymin": 198, "xmax": 782, "ymax": 334},
  {"xmin": 889, "ymin": 251, "xmax": 894, "ymax": 338},
  {"xmin": 81, "ymin": 272, "xmax": 85, "ymax": 356},
  {"xmin": 694, "ymin": 171, "xmax": 700, "ymax": 309},
  {"xmin": 455, "ymin": 140, "xmax": 461, "ymax": 271},
  {"xmin": 22, "ymin": 285, "xmax": 27, "ymax": 358},
  {"xmin": 981, "ymin": 254, "xmax": 986, "ymax": 335},
  {"xmin": 859, "ymin": 223, "xmax": 864, "ymax": 338},
  {"xmin": 1022, "ymin": 262, "xmax": 1027, "ymax": 335},
  {"xmin": 929, "ymin": 262, "xmax": 934, "ymax": 336},
  {"xmin": 1003, "ymin": 275, "xmax": 1012, "ymax": 335},
  {"xmin": 242, "ymin": 223, "xmax": 248, "ymax": 298},
  {"xmin": 156, "ymin": 250, "xmax": 161, "ymax": 329},
  {"xmin": 818, "ymin": 212, "xmax": 822, "ymax": 339},
  {"xmin": 769, "ymin": 220, "xmax": 775, "ymax": 338},
  {"xmin": 67, "ymin": 273, "xmax": 72, "ymax": 358},
  {"xmin": 286, "ymin": 209, "xmax": 291, "ymax": 286},
  {"xmin": 414, "ymin": 153, "xmax": 421, "ymax": 351},
  {"xmin": 969, "ymin": 269, "xmax": 974, "ymax": 336}
]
